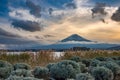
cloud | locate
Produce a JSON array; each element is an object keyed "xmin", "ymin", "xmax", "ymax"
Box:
[
  {"xmin": 0, "ymin": 36, "xmax": 35, "ymax": 45},
  {"xmin": 48, "ymin": 8, "xmax": 54, "ymax": 15},
  {"xmin": 0, "ymin": 0, "xmax": 120, "ymax": 47},
  {"xmin": 88, "ymin": 0, "xmax": 120, "ymax": 6},
  {"xmin": 9, "ymin": 8, "xmax": 38, "ymax": 21},
  {"xmin": 11, "ymin": 20, "xmax": 41, "ymax": 32},
  {"xmin": 0, "ymin": 28, "xmax": 19, "ymax": 37},
  {"xmin": 64, "ymin": 2, "xmax": 77, "ymax": 9},
  {"xmin": 91, "ymin": 3, "xmax": 107, "ymax": 18},
  {"xmin": 0, "ymin": 28, "xmax": 40, "ymax": 46},
  {"xmin": 111, "ymin": 7, "xmax": 120, "ymax": 22},
  {"xmin": 44, "ymin": 35, "xmax": 55, "ymax": 38},
  {"xmin": 26, "ymin": 0, "xmax": 41, "ymax": 17}
]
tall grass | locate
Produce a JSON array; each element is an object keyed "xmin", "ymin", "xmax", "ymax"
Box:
[
  {"xmin": 0, "ymin": 50, "xmax": 57, "ymax": 68},
  {"xmin": 0, "ymin": 50, "xmax": 120, "ymax": 68},
  {"xmin": 61, "ymin": 50, "xmax": 120, "ymax": 60}
]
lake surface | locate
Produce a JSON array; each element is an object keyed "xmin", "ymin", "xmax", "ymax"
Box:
[{"xmin": 5, "ymin": 51, "xmax": 65, "ymax": 58}]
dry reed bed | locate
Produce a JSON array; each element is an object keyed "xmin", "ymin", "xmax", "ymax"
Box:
[{"xmin": 0, "ymin": 50, "xmax": 120, "ymax": 68}]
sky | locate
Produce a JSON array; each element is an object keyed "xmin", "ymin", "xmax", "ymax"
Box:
[{"xmin": 0, "ymin": 0, "xmax": 120, "ymax": 49}]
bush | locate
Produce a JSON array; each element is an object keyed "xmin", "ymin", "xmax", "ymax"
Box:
[
  {"xmin": 70, "ymin": 56, "xmax": 81, "ymax": 62},
  {"xmin": 90, "ymin": 59, "xmax": 101, "ymax": 67},
  {"xmin": 112, "ymin": 56, "xmax": 120, "ymax": 60},
  {"xmin": 76, "ymin": 73, "xmax": 94, "ymax": 80},
  {"xmin": 78, "ymin": 62, "xmax": 87, "ymax": 73},
  {"xmin": 81, "ymin": 59, "xmax": 91, "ymax": 67},
  {"xmin": 13, "ymin": 63, "xmax": 31, "ymax": 70},
  {"xmin": 33, "ymin": 67, "xmax": 49, "ymax": 79},
  {"xmin": 95, "ymin": 57, "xmax": 114, "ymax": 61},
  {"xmin": 50, "ymin": 60, "xmax": 80, "ymax": 80},
  {"xmin": 115, "ymin": 60, "xmax": 120, "ymax": 66},
  {"xmin": 6, "ymin": 76, "xmax": 22, "ymax": 80},
  {"xmin": 6, "ymin": 76, "xmax": 41, "ymax": 80},
  {"xmin": 11, "ymin": 69, "xmax": 33, "ymax": 77},
  {"xmin": 99, "ymin": 61, "xmax": 120, "ymax": 80},
  {"xmin": 95, "ymin": 57, "xmax": 106, "ymax": 61},
  {"xmin": 46, "ymin": 63, "xmax": 55, "ymax": 71},
  {"xmin": 91, "ymin": 67, "xmax": 113, "ymax": 80},
  {"xmin": 0, "ymin": 60, "xmax": 13, "ymax": 79},
  {"xmin": 23, "ymin": 77, "xmax": 42, "ymax": 80}
]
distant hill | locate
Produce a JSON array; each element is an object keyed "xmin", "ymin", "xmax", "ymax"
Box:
[{"xmin": 107, "ymin": 46, "xmax": 120, "ymax": 50}]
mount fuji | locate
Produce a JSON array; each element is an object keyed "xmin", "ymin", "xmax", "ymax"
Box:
[
  {"xmin": 60, "ymin": 34, "xmax": 91, "ymax": 42},
  {"xmin": 31, "ymin": 34, "xmax": 119, "ymax": 50},
  {"xmin": 4, "ymin": 34, "xmax": 119, "ymax": 50}
]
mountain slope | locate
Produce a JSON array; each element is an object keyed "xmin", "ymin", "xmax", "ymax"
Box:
[{"xmin": 61, "ymin": 34, "xmax": 91, "ymax": 42}]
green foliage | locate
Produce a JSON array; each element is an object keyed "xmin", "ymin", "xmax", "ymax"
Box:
[
  {"xmin": 46, "ymin": 63, "xmax": 55, "ymax": 71},
  {"xmin": 76, "ymin": 73, "xmax": 94, "ymax": 80},
  {"xmin": 81, "ymin": 59, "xmax": 91, "ymax": 67},
  {"xmin": 90, "ymin": 59, "xmax": 101, "ymax": 67},
  {"xmin": 6, "ymin": 76, "xmax": 22, "ymax": 80},
  {"xmin": 11, "ymin": 69, "xmax": 33, "ymax": 77},
  {"xmin": 95, "ymin": 57, "xmax": 107, "ymax": 61},
  {"xmin": 33, "ymin": 67, "xmax": 49, "ymax": 79},
  {"xmin": 23, "ymin": 77, "xmax": 42, "ymax": 80},
  {"xmin": 91, "ymin": 67, "xmax": 114, "ymax": 80},
  {"xmin": 6, "ymin": 76, "xmax": 41, "ymax": 80},
  {"xmin": 95, "ymin": 57, "xmax": 114, "ymax": 62},
  {"xmin": 78, "ymin": 62, "xmax": 87, "ymax": 73},
  {"xmin": 70, "ymin": 56, "xmax": 81, "ymax": 62},
  {"xmin": 111, "ymin": 56, "xmax": 119, "ymax": 60},
  {"xmin": 14, "ymin": 63, "xmax": 31, "ymax": 70},
  {"xmin": 99, "ymin": 61, "xmax": 120, "ymax": 79},
  {"xmin": 116, "ymin": 60, "xmax": 120, "ymax": 66},
  {"xmin": 0, "ymin": 60, "xmax": 13, "ymax": 79},
  {"xmin": 50, "ymin": 60, "xmax": 80, "ymax": 79}
]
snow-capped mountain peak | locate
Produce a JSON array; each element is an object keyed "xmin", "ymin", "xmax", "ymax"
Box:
[{"xmin": 60, "ymin": 34, "xmax": 91, "ymax": 42}]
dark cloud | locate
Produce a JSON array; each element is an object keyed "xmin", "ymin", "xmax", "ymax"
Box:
[
  {"xmin": 48, "ymin": 8, "xmax": 53, "ymax": 15},
  {"xmin": 88, "ymin": 0, "xmax": 120, "ymax": 7},
  {"xmin": 43, "ymin": 0, "xmax": 74, "ymax": 8},
  {"xmin": 0, "ymin": 28, "xmax": 19, "ymax": 37},
  {"xmin": 26, "ymin": 0, "xmax": 41, "ymax": 17},
  {"xmin": 0, "ymin": 36, "xmax": 37, "ymax": 45},
  {"xmin": 91, "ymin": 3, "xmax": 107, "ymax": 18},
  {"xmin": 35, "ymin": 36, "xmax": 42, "ymax": 39},
  {"xmin": 111, "ymin": 7, "xmax": 120, "ymax": 22},
  {"xmin": 64, "ymin": 2, "xmax": 76, "ymax": 9},
  {"xmin": 0, "ymin": 28, "xmax": 38, "ymax": 45},
  {"xmin": 11, "ymin": 20, "xmax": 41, "ymax": 32},
  {"xmin": 44, "ymin": 35, "xmax": 55, "ymax": 38}
]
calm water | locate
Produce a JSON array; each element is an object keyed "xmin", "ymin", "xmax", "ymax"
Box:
[{"xmin": 6, "ymin": 51, "xmax": 64, "ymax": 58}]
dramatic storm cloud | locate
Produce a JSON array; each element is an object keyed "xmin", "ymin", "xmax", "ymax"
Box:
[
  {"xmin": 111, "ymin": 7, "xmax": 120, "ymax": 22},
  {"xmin": 64, "ymin": 2, "xmax": 77, "ymax": 9},
  {"xmin": 0, "ymin": 0, "xmax": 120, "ymax": 48},
  {"xmin": 11, "ymin": 20, "xmax": 41, "ymax": 32},
  {"xmin": 0, "ymin": 28, "xmax": 19, "ymax": 37},
  {"xmin": 0, "ymin": 36, "xmax": 34, "ymax": 45},
  {"xmin": 91, "ymin": 3, "xmax": 107, "ymax": 18},
  {"xmin": 26, "ymin": 0, "xmax": 41, "ymax": 17}
]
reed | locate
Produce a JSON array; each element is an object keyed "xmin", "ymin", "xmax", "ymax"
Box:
[{"xmin": 0, "ymin": 50, "xmax": 120, "ymax": 68}]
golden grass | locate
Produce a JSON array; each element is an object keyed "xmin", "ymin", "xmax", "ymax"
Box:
[
  {"xmin": 0, "ymin": 50, "xmax": 120, "ymax": 68},
  {"xmin": 61, "ymin": 50, "xmax": 120, "ymax": 60}
]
